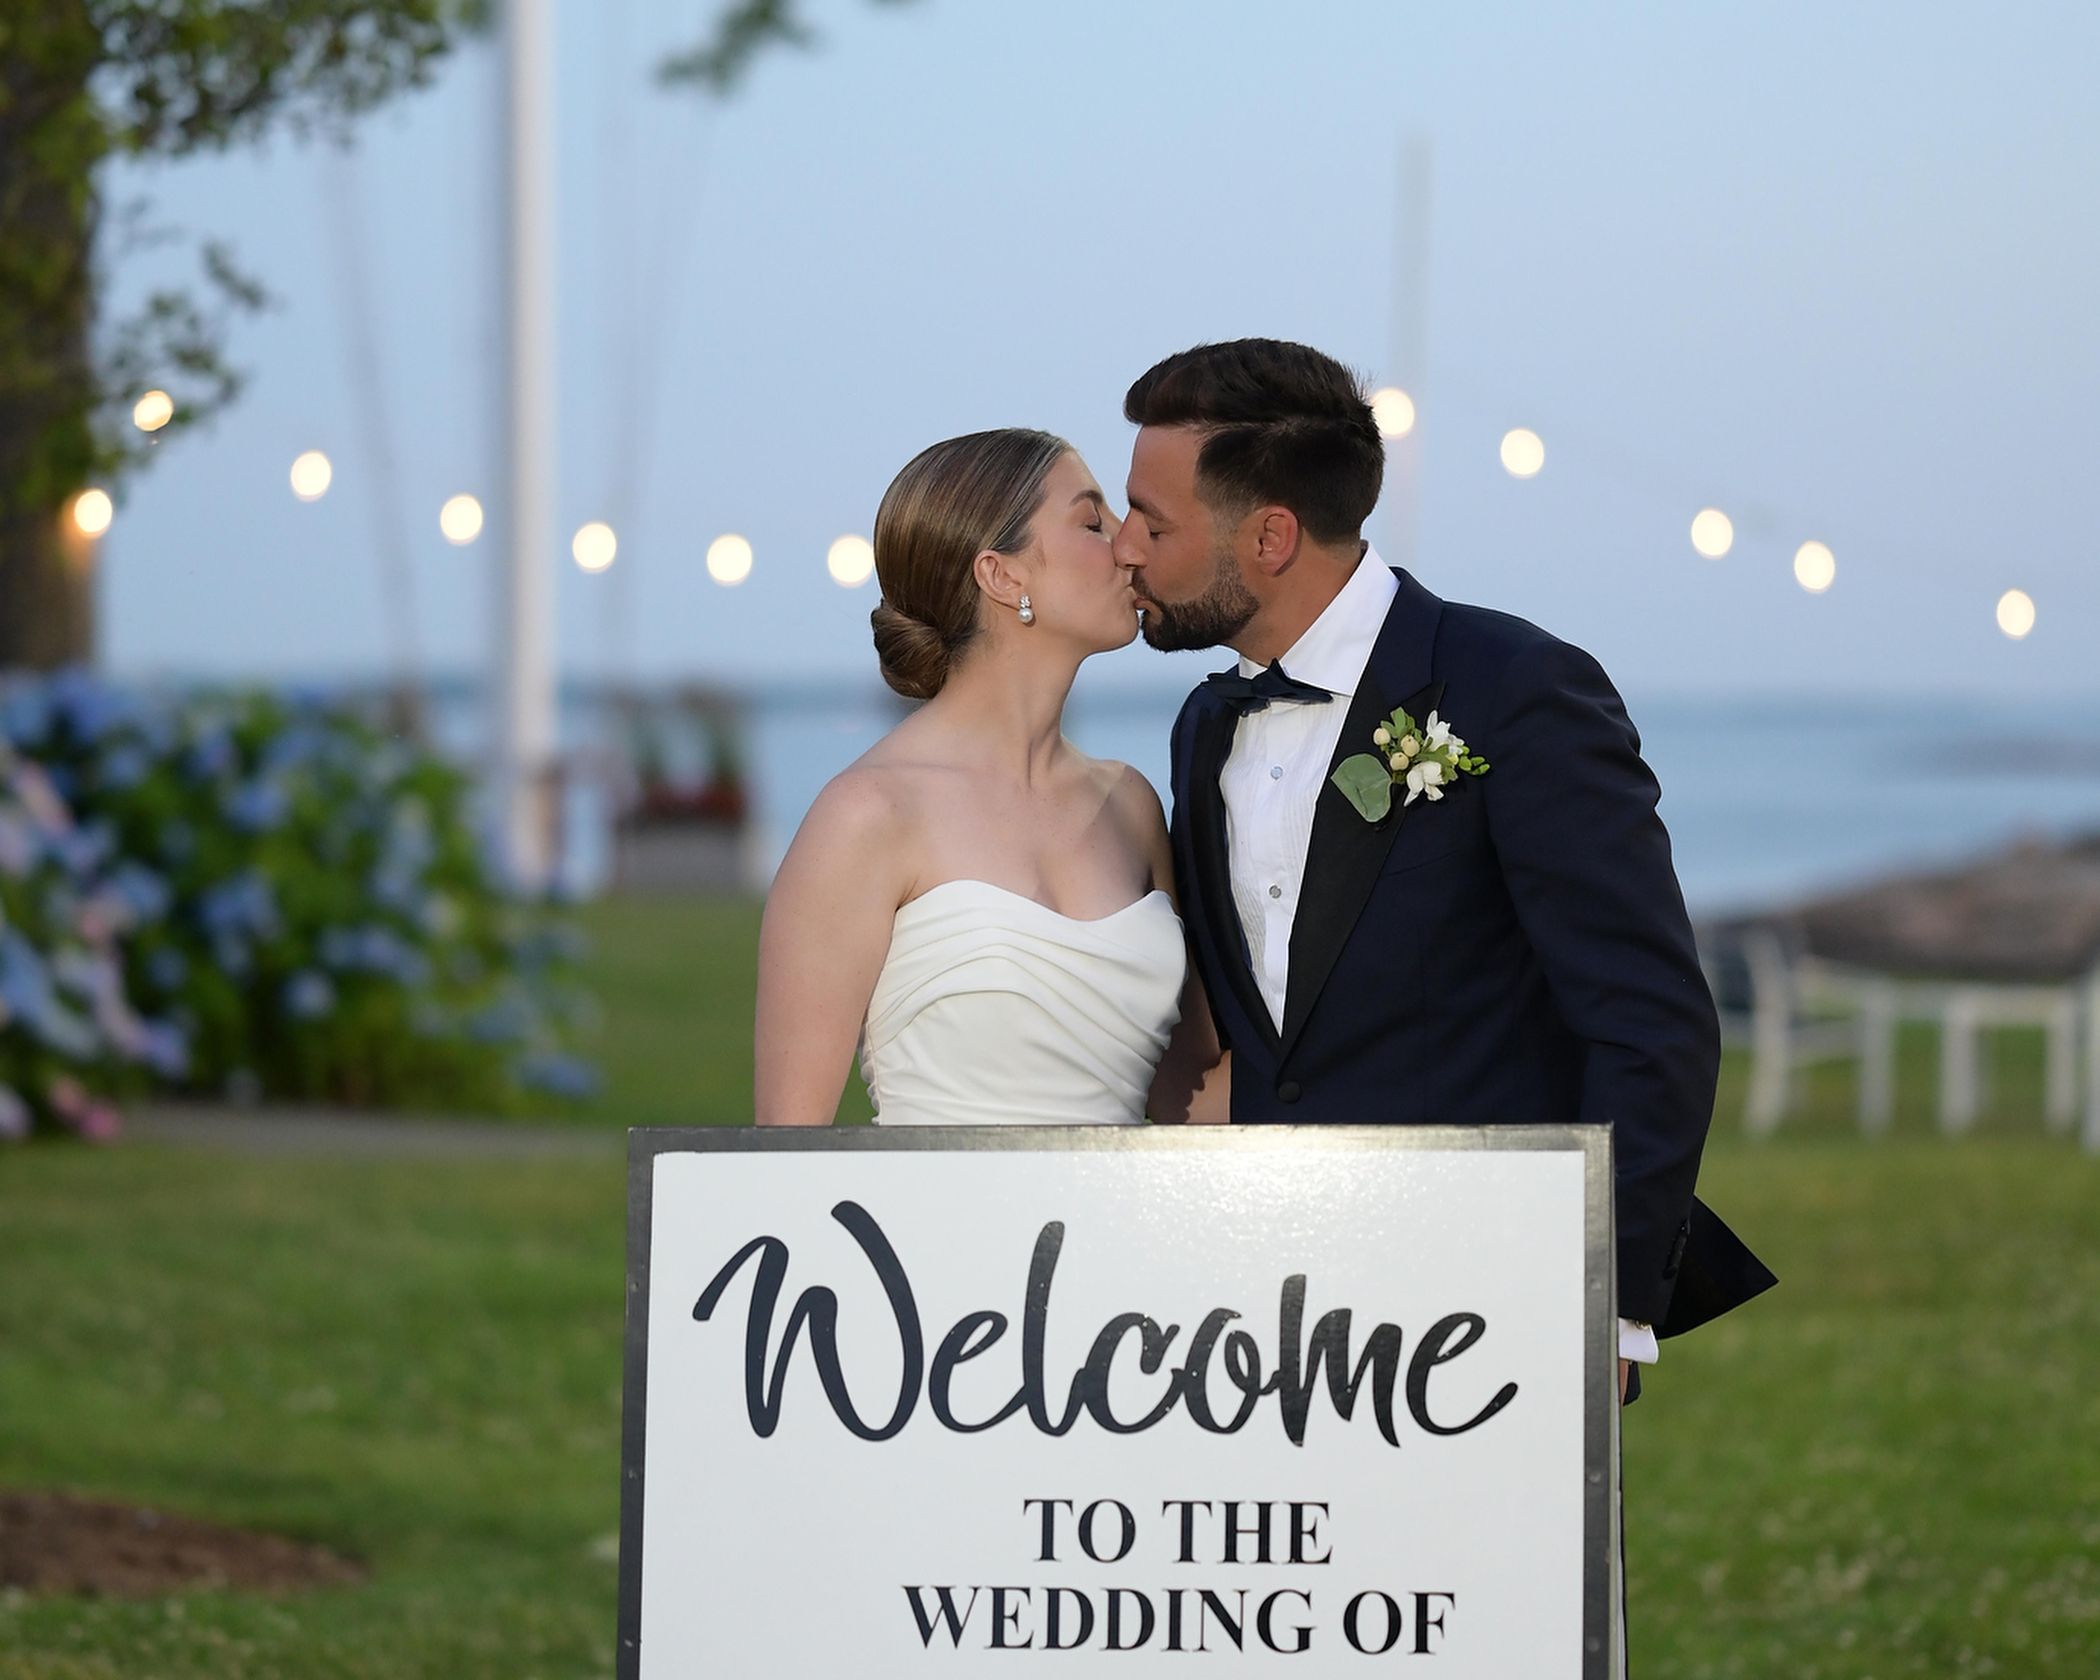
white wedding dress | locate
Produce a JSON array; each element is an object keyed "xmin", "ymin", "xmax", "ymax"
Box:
[{"xmin": 858, "ymin": 879, "xmax": 1186, "ymax": 1126}]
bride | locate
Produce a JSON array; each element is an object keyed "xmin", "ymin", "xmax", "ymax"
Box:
[{"xmin": 754, "ymin": 428, "xmax": 1227, "ymax": 1127}]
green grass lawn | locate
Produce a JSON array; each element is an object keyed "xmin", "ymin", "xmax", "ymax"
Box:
[
  {"xmin": 569, "ymin": 893, "xmax": 872, "ymax": 1128},
  {"xmin": 2, "ymin": 894, "xmax": 2096, "ymax": 1676}
]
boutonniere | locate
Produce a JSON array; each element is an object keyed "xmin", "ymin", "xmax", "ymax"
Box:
[{"xmin": 1330, "ymin": 707, "xmax": 1490, "ymax": 822}]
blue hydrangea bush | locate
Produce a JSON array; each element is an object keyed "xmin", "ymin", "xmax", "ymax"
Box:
[
  {"xmin": 0, "ymin": 740, "xmax": 185, "ymax": 1141},
  {"xmin": 0, "ymin": 668, "xmax": 599, "ymax": 1138}
]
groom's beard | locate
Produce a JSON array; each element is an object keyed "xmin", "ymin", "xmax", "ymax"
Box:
[{"xmin": 1137, "ymin": 540, "xmax": 1259, "ymax": 652}]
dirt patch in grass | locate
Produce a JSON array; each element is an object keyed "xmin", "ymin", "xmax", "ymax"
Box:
[{"xmin": 0, "ymin": 1489, "xmax": 366, "ymax": 1596}]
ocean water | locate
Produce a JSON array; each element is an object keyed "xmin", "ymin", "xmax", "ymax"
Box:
[
  {"xmin": 607, "ymin": 683, "xmax": 2100, "ymax": 918},
  {"xmin": 419, "ymin": 677, "xmax": 2100, "ymax": 916}
]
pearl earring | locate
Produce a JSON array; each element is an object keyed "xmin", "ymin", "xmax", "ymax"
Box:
[{"xmin": 1018, "ymin": 594, "xmax": 1034, "ymax": 625}]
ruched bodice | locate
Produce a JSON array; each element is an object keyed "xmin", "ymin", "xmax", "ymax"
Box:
[{"xmin": 859, "ymin": 879, "xmax": 1185, "ymax": 1126}]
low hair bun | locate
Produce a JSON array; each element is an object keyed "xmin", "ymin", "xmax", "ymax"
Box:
[
  {"xmin": 871, "ymin": 599, "xmax": 950, "ymax": 700},
  {"xmin": 867, "ymin": 428, "xmax": 1071, "ymax": 701}
]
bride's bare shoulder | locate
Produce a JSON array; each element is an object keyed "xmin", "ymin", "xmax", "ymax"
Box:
[
  {"xmin": 1076, "ymin": 751, "xmax": 1165, "ymax": 818},
  {"xmin": 1067, "ymin": 752, "xmax": 1169, "ymax": 853},
  {"xmin": 795, "ymin": 757, "xmax": 914, "ymax": 852},
  {"xmin": 789, "ymin": 736, "xmax": 954, "ymax": 864}
]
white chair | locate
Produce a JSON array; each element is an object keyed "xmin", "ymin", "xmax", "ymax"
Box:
[
  {"xmin": 1794, "ymin": 959, "xmax": 2091, "ymax": 1145},
  {"xmin": 2085, "ymin": 971, "xmax": 2100, "ymax": 1154},
  {"xmin": 1930, "ymin": 978, "xmax": 2084, "ymax": 1138},
  {"xmin": 1705, "ymin": 927, "xmax": 1877, "ymax": 1137}
]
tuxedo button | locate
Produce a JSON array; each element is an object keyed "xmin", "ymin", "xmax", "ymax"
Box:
[
  {"xmin": 1663, "ymin": 1219, "xmax": 1689, "ymax": 1279},
  {"xmin": 1277, "ymin": 1080, "xmax": 1301, "ymax": 1103},
  {"xmin": 1267, "ymin": 884, "xmax": 1282, "ymax": 899},
  {"xmin": 1269, "ymin": 764, "xmax": 1284, "ymax": 779}
]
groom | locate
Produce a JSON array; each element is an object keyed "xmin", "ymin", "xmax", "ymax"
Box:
[{"xmin": 1119, "ymin": 338, "xmax": 1774, "ymax": 1396}]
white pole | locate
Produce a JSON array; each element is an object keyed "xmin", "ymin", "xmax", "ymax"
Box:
[
  {"xmin": 492, "ymin": 0, "xmax": 558, "ymax": 892},
  {"xmin": 1858, "ymin": 979, "xmax": 1897, "ymax": 1136},
  {"xmin": 1386, "ymin": 131, "xmax": 1432, "ymax": 573}
]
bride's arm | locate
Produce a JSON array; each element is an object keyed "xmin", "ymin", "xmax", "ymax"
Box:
[
  {"xmin": 1152, "ymin": 967, "xmax": 1231, "ymax": 1124},
  {"xmin": 754, "ymin": 770, "xmax": 912, "ymax": 1126},
  {"xmin": 1118, "ymin": 766, "xmax": 1230, "ymax": 1125}
]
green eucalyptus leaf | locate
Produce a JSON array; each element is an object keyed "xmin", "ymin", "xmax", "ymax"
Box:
[{"xmin": 1331, "ymin": 754, "xmax": 1394, "ymax": 823}]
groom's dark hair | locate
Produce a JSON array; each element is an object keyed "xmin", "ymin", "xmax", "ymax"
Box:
[{"xmin": 1123, "ymin": 339, "xmax": 1383, "ymax": 543}]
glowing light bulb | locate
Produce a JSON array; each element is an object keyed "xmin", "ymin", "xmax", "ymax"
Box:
[
  {"xmin": 1996, "ymin": 589, "xmax": 2036, "ymax": 640},
  {"xmin": 1371, "ymin": 387, "xmax": 1417, "ymax": 440},
  {"xmin": 290, "ymin": 451, "xmax": 333, "ymax": 502},
  {"xmin": 1793, "ymin": 540, "xmax": 1835, "ymax": 593},
  {"xmin": 707, "ymin": 533, "xmax": 753, "ymax": 585},
  {"xmin": 573, "ymin": 521, "xmax": 617, "ymax": 573},
  {"xmin": 69, "ymin": 488, "xmax": 114, "ymax": 538},
  {"xmin": 1499, "ymin": 428, "xmax": 1544, "ymax": 479},
  {"xmin": 1690, "ymin": 508, "xmax": 1734, "ymax": 559},
  {"xmin": 132, "ymin": 390, "xmax": 174, "ymax": 433},
  {"xmin": 439, "ymin": 494, "xmax": 484, "ymax": 546},
  {"xmin": 827, "ymin": 534, "xmax": 875, "ymax": 587}
]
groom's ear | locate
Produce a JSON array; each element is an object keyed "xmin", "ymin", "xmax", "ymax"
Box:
[{"xmin": 1248, "ymin": 506, "xmax": 1304, "ymax": 578}]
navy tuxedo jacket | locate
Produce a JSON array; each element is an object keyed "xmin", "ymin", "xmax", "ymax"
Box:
[{"xmin": 1168, "ymin": 567, "xmax": 1774, "ymax": 1335}]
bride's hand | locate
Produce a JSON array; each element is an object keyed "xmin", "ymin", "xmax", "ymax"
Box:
[
  {"xmin": 1147, "ymin": 960, "xmax": 1230, "ymax": 1124},
  {"xmin": 1182, "ymin": 1051, "xmax": 1232, "ymax": 1123}
]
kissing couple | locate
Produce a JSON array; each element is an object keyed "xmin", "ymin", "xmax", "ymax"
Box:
[{"xmin": 753, "ymin": 336, "xmax": 1773, "ymax": 1404}]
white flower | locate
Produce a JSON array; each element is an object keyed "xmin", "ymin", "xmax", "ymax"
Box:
[
  {"xmin": 1424, "ymin": 712, "xmax": 1455, "ymax": 753},
  {"xmin": 1403, "ymin": 759, "xmax": 1449, "ymax": 805}
]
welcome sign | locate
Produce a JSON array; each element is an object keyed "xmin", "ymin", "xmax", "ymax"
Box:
[{"xmin": 617, "ymin": 1125, "xmax": 1617, "ymax": 1677}]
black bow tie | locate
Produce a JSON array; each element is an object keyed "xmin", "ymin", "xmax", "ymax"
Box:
[{"xmin": 1204, "ymin": 660, "xmax": 1334, "ymax": 717}]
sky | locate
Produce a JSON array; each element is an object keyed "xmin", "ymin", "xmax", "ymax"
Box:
[{"xmin": 94, "ymin": 0, "xmax": 2100, "ymax": 702}]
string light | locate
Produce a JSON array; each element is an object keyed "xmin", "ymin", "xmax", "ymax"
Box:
[
  {"xmin": 132, "ymin": 390, "xmax": 174, "ymax": 433},
  {"xmin": 827, "ymin": 535, "xmax": 875, "ymax": 587},
  {"xmin": 439, "ymin": 494, "xmax": 484, "ymax": 546},
  {"xmin": 1793, "ymin": 540, "xmax": 1835, "ymax": 593},
  {"xmin": 290, "ymin": 451, "xmax": 333, "ymax": 502},
  {"xmin": 1690, "ymin": 509, "xmax": 1734, "ymax": 559},
  {"xmin": 573, "ymin": 521, "xmax": 617, "ymax": 573},
  {"xmin": 69, "ymin": 488, "xmax": 114, "ymax": 538},
  {"xmin": 707, "ymin": 533, "xmax": 753, "ymax": 586},
  {"xmin": 230, "ymin": 388, "xmax": 2037, "ymax": 642},
  {"xmin": 1499, "ymin": 428, "xmax": 1544, "ymax": 479},
  {"xmin": 1370, "ymin": 387, "xmax": 1416, "ymax": 440}
]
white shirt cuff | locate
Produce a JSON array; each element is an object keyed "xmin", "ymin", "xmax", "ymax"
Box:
[{"xmin": 1618, "ymin": 1318, "xmax": 1658, "ymax": 1363}]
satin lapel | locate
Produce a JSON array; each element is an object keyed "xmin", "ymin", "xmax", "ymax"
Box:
[
  {"xmin": 1278, "ymin": 569, "xmax": 1445, "ymax": 1062},
  {"xmin": 1184, "ymin": 690, "xmax": 1282, "ymax": 1057}
]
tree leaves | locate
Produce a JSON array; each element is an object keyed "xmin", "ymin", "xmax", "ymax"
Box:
[{"xmin": 658, "ymin": 0, "xmax": 920, "ymax": 97}]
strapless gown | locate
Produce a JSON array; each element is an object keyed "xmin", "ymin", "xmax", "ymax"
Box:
[{"xmin": 858, "ymin": 879, "xmax": 1186, "ymax": 1126}]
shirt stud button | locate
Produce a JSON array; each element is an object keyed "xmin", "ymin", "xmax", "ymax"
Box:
[
  {"xmin": 1268, "ymin": 884, "xmax": 1282, "ymax": 899},
  {"xmin": 1269, "ymin": 764, "xmax": 1284, "ymax": 779}
]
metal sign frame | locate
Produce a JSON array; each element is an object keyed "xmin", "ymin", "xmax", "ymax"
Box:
[{"xmin": 617, "ymin": 1123, "xmax": 1617, "ymax": 1677}]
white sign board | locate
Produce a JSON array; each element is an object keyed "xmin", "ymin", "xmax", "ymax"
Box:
[{"xmin": 619, "ymin": 1125, "xmax": 1616, "ymax": 1677}]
